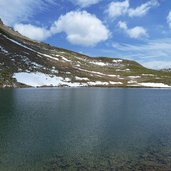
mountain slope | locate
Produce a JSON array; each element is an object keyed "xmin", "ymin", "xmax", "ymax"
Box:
[{"xmin": 0, "ymin": 20, "xmax": 171, "ymax": 88}]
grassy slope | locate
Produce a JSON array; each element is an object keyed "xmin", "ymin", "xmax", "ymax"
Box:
[{"xmin": 0, "ymin": 22, "xmax": 171, "ymax": 88}]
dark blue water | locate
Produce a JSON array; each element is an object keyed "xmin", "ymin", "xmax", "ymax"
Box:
[{"xmin": 0, "ymin": 88, "xmax": 171, "ymax": 170}]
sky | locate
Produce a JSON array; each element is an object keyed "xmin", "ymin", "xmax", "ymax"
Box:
[{"xmin": 0, "ymin": 0, "xmax": 171, "ymax": 69}]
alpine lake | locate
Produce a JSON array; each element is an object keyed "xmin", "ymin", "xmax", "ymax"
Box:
[{"xmin": 0, "ymin": 88, "xmax": 171, "ymax": 171}]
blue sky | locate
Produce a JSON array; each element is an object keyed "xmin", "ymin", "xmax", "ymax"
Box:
[{"xmin": 1, "ymin": 0, "xmax": 171, "ymax": 69}]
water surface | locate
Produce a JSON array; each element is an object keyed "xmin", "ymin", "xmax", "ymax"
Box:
[{"xmin": 0, "ymin": 88, "xmax": 171, "ymax": 170}]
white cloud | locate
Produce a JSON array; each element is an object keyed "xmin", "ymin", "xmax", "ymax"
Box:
[
  {"xmin": 14, "ymin": 24, "xmax": 51, "ymax": 41},
  {"xmin": 167, "ymin": 11, "xmax": 171, "ymax": 29},
  {"xmin": 74, "ymin": 0, "xmax": 101, "ymax": 8},
  {"xmin": 106, "ymin": 0, "xmax": 129, "ymax": 18},
  {"xmin": 112, "ymin": 39, "xmax": 171, "ymax": 52},
  {"xmin": 127, "ymin": 27, "xmax": 148, "ymax": 39},
  {"xmin": 112, "ymin": 38, "xmax": 171, "ymax": 69},
  {"xmin": 118, "ymin": 21, "xmax": 127, "ymax": 30},
  {"xmin": 51, "ymin": 11, "xmax": 110, "ymax": 46},
  {"xmin": 128, "ymin": 0, "xmax": 159, "ymax": 17},
  {"xmin": 118, "ymin": 21, "xmax": 148, "ymax": 39},
  {"xmin": 0, "ymin": 0, "xmax": 55, "ymax": 26},
  {"xmin": 107, "ymin": 0, "xmax": 159, "ymax": 19},
  {"xmin": 8, "ymin": 10, "xmax": 110, "ymax": 46}
]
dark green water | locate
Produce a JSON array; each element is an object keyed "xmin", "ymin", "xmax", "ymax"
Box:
[{"xmin": 0, "ymin": 88, "xmax": 171, "ymax": 171}]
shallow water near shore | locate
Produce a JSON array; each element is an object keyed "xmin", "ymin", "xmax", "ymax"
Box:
[{"xmin": 0, "ymin": 88, "xmax": 171, "ymax": 170}]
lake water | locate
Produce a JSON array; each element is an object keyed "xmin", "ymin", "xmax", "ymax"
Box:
[{"xmin": 0, "ymin": 88, "xmax": 171, "ymax": 171}]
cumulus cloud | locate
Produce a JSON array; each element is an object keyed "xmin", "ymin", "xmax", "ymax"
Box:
[
  {"xmin": 74, "ymin": 0, "xmax": 101, "ymax": 8},
  {"xmin": 118, "ymin": 21, "xmax": 148, "ymax": 39},
  {"xmin": 12, "ymin": 10, "xmax": 110, "ymax": 46},
  {"xmin": 127, "ymin": 27, "xmax": 148, "ymax": 39},
  {"xmin": 106, "ymin": 0, "xmax": 129, "ymax": 18},
  {"xmin": 50, "ymin": 11, "xmax": 110, "ymax": 46},
  {"xmin": 14, "ymin": 24, "xmax": 51, "ymax": 41},
  {"xmin": 107, "ymin": 0, "xmax": 159, "ymax": 19},
  {"xmin": 167, "ymin": 11, "xmax": 171, "ymax": 29},
  {"xmin": 0, "ymin": 0, "xmax": 55, "ymax": 25}
]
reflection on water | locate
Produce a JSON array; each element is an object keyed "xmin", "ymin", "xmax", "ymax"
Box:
[{"xmin": 0, "ymin": 88, "xmax": 171, "ymax": 170}]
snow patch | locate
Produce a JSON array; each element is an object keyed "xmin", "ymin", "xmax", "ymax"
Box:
[
  {"xmin": 128, "ymin": 76, "xmax": 141, "ymax": 79},
  {"xmin": 89, "ymin": 60, "xmax": 123, "ymax": 67},
  {"xmin": 142, "ymin": 74, "xmax": 154, "ymax": 76},
  {"xmin": 116, "ymin": 68, "xmax": 130, "ymax": 72},
  {"xmin": 13, "ymin": 72, "xmax": 63, "ymax": 87},
  {"xmin": 75, "ymin": 67, "xmax": 123, "ymax": 78},
  {"xmin": 75, "ymin": 67, "xmax": 106, "ymax": 76},
  {"xmin": 3, "ymin": 35, "xmax": 36, "ymax": 52},
  {"xmin": 113, "ymin": 59, "xmax": 123, "ymax": 63},
  {"xmin": 75, "ymin": 64, "xmax": 81, "ymax": 67},
  {"xmin": 0, "ymin": 45, "xmax": 8, "ymax": 54},
  {"xmin": 66, "ymin": 72, "xmax": 71, "ymax": 74},
  {"xmin": 13, "ymin": 72, "xmax": 87, "ymax": 87},
  {"xmin": 75, "ymin": 76, "xmax": 89, "ymax": 81},
  {"xmin": 87, "ymin": 81, "xmax": 109, "ymax": 86},
  {"xmin": 39, "ymin": 53, "xmax": 59, "ymax": 61},
  {"xmin": 64, "ymin": 78, "xmax": 71, "ymax": 82},
  {"xmin": 89, "ymin": 61, "xmax": 109, "ymax": 66},
  {"xmin": 109, "ymin": 81, "xmax": 123, "ymax": 85},
  {"xmin": 108, "ymin": 74, "xmax": 120, "ymax": 78},
  {"xmin": 128, "ymin": 80, "xmax": 137, "ymax": 84},
  {"xmin": 61, "ymin": 56, "xmax": 71, "ymax": 62},
  {"xmin": 139, "ymin": 83, "xmax": 171, "ymax": 88},
  {"xmin": 51, "ymin": 68, "xmax": 59, "ymax": 74},
  {"xmin": 32, "ymin": 62, "xmax": 42, "ymax": 68},
  {"xmin": 2, "ymin": 35, "xmax": 61, "ymax": 63}
]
